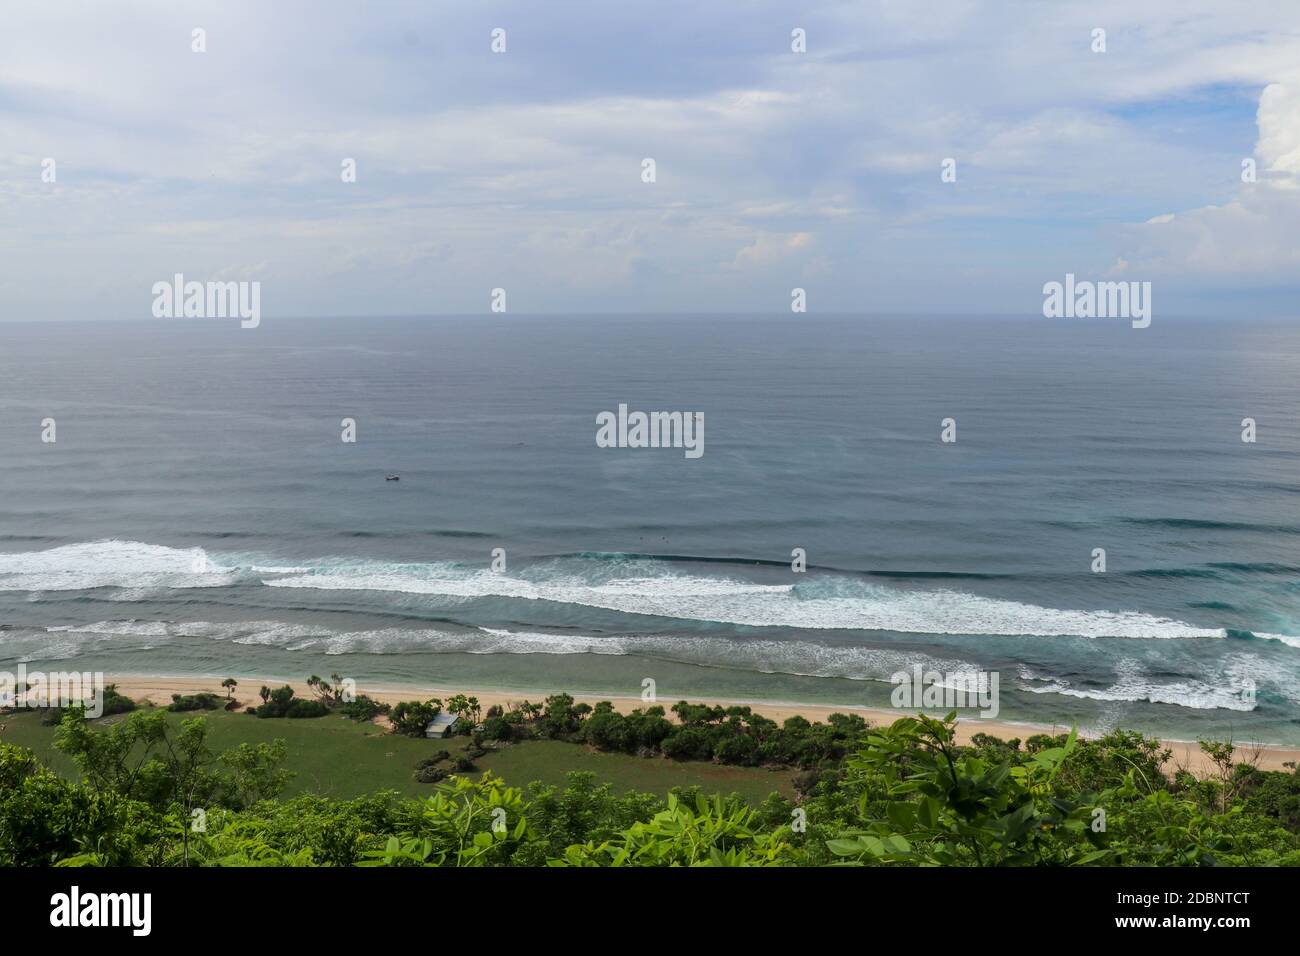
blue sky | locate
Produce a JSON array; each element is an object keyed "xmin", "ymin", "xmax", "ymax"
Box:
[{"xmin": 1, "ymin": 0, "xmax": 1298, "ymax": 320}]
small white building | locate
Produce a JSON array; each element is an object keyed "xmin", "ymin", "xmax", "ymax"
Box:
[{"xmin": 425, "ymin": 713, "xmax": 459, "ymax": 738}]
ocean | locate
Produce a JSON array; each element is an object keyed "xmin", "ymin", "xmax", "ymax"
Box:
[{"xmin": 2, "ymin": 314, "xmax": 1299, "ymax": 744}]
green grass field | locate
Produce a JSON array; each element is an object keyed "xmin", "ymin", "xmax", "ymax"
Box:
[{"xmin": 0, "ymin": 706, "xmax": 794, "ymax": 803}]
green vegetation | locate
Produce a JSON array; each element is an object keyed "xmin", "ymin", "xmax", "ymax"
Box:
[
  {"xmin": 35, "ymin": 683, "xmax": 136, "ymax": 726},
  {"xmin": 3, "ymin": 689, "xmax": 1299, "ymax": 867},
  {"xmin": 0, "ymin": 703, "xmax": 791, "ymax": 802},
  {"xmin": 168, "ymin": 692, "xmax": 223, "ymax": 713},
  {"xmin": 249, "ymin": 685, "xmax": 330, "ymax": 719}
]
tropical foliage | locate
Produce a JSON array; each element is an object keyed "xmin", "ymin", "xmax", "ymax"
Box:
[{"xmin": 2, "ymin": 700, "xmax": 1298, "ymax": 867}]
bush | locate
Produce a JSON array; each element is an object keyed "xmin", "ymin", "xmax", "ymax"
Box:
[
  {"xmin": 713, "ymin": 733, "xmax": 760, "ymax": 766},
  {"xmin": 251, "ymin": 686, "xmax": 299, "ymax": 719},
  {"xmin": 413, "ymin": 765, "xmax": 448, "ymax": 784},
  {"xmin": 246, "ymin": 687, "xmax": 329, "ymax": 719},
  {"xmin": 451, "ymin": 755, "xmax": 477, "ymax": 773},
  {"xmin": 536, "ymin": 694, "xmax": 587, "ymax": 738},
  {"xmin": 481, "ymin": 717, "xmax": 514, "ymax": 742},
  {"xmin": 792, "ymin": 769, "xmax": 825, "ymax": 795},
  {"xmin": 339, "ymin": 695, "xmax": 389, "ymax": 722},
  {"xmin": 628, "ymin": 710, "xmax": 675, "ymax": 750},
  {"xmin": 661, "ymin": 727, "xmax": 714, "ymax": 761},
  {"xmin": 582, "ymin": 707, "xmax": 632, "ymax": 752},
  {"xmin": 30, "ymin": 684, "xmax": 137, "ymax": 726},
  {"xmin": 168, "ymin": 693, "xmax": 223, "ymax": 713},
  {"xmin": 101, "ymin": 685, "xmax": 137, "ymax": 716},
  {"xmin": 286, "ymin": 699, "xmax": 330, "ymax": 719}
]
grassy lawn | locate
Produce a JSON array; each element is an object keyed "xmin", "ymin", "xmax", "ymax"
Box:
[
  {"xmin": 0, "ymin": 707, "xmax": 793, "ymax": 803},
  {"xmin": 479, "ymin": 739, "xmax": 793, "ymax": 803}
]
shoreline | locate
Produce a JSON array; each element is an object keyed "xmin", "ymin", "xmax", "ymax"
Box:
[{"xmin": 103, "ymin": 673, "xmax": 1300, "ymax": 776}]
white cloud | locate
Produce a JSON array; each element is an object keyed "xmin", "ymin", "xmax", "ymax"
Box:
[
  {"xmin": 1117, "ymin": 72, "xmax": 1300, "ymax": 281},
  {"xmin": 1, "ymin": 0, "xmax": 1299, "ymax": 318}
]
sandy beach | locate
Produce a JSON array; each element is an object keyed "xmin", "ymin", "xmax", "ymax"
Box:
[{"xmin": 104, "ymin": 673, "xmax": 1300, "ymax": 777}]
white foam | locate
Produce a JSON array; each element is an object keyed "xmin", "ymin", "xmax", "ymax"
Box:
[
  {"xmin": 1020, "ymin": 658, "xmax": 1256, "ymax": 712},
  {"xmin": 0, "ymin": 540, "xmax": 239, "ymax": 591},
  {"xmin": 0, "ymin": 541, "xmax": 1231, "ymax": 640},
  {"xmin": 8, "ymin": 618, "xmax": 1276, "ymax": 713},
  {"xmin": 1253, "ymin": 632, "xmax": 1300, "ymax": 650},
  {"xmin": 264, "ymin": 564, "xmax": 1225, "ymax": 639},
  {"xmin": 8, "ymin": 618, "xmax": 973, "ymax": 680}
]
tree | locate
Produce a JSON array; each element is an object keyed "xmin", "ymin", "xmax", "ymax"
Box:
[
  {"xmin": 53, "ymin": 707, "xmax": 222, "ymax": 865},
  {"xmin": 537, "ymin": 694, "xmax": 585, "ymax": 738},
  {"xmin": 221, "ymin": 678, "xmax": 238, "ymax": 701},
  {"xmin": 389, "ymin": 699, "xmax": 442, "ymax": 737},
  {"xmin": 219, "ymin": 740, "xmax": 292, "ymax": 808},
  {"xmin": 0, "ymin": 742, "xmax": 152, "ymax": 867},
  {"xmin": 519, "ymin": 700, "xmax": 543, "ymax": 721},
  {"xmin": 1196, "ymin": 740, "xmax": 1260, "ymax": 816},
  {"xmin": 161, "ymin": 717, "xmax": 223, "ymax": 866},
  {"xmin": 53, "ymin": 707, "xmax": 178, "ymax": 805}
]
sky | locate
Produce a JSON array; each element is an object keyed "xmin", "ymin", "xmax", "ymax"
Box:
[{"xmin": 1, "ymin": 0, "xmax": 1299, "ymax": 321}]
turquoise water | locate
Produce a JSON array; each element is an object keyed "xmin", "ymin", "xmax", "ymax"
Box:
[{"xmin": 2, "ymin": 314, "xmax": 1299, "ymax": 743}]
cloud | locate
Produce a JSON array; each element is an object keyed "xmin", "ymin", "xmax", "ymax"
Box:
[
  {"xmin": 1116, "ymin": 71, "xmax": 1300, "ymax": 283},
  {"xmin": 729, "ymin": 232, "xmax": 815, "ymax": 269},
  {"xmin": 0, "ymin": 0, "xmax": 1298, "ymax": 318}
]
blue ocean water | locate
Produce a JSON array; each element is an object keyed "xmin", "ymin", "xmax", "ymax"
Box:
[{"xmin": 2, "ymin": 314, "xmax": 1299, "ymax": 743}]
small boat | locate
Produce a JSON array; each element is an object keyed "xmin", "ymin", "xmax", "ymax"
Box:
[{"xmin": 385, "ymin": 474, "xmax": 400, "ymax": 481}]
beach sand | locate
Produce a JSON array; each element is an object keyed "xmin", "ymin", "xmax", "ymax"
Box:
[{"xmin": 106, "ymin": 674, "xmax": 1300, "ymax": 777}]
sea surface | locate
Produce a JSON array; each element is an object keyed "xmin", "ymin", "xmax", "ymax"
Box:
[{"xmin": 2, "ymin": 314, "xmax": 1299, "ymax": 744}]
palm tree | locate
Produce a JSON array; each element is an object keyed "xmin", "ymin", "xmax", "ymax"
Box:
[{"xmin": 221, "ymin": 678, "xmax": 237, "ymax": 701}]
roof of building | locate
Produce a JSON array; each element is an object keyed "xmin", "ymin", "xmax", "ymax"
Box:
[{"xmin": 427, "ymin": 713, "xmax": 459, "ymax": 728}]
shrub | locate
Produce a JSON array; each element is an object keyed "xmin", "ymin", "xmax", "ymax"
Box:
[
  {"xmin": 286, "ymin": 699, "xmax": 330, "ymax": 719},
  {"xmin": 101, "ymin": 685, "xmax": 137, "ymax": 716},
  {"xmin": 168, "ymin": 693, "xmax": 223, "ymax": 713},
  {"xmin": 251, "ymin": 686, "xmax": 299, "ymax": 719},
  {"xmin": 713, "ymin": 733, "xmax": 760, "ymax": 766},
  {"xmin": 481, "ymin": 716, "xmax": 514, "ymax": 742},
  {"xmin": 339, "ymin": 695, "xmax": 389, "ymax": 722},
  {"xmin": 628, "ymin": 711, "xmax": 674, "ymax": 750},
  {"xmin": 413, "ymin": 765, "xmax": 448, "ymax": 784},
  {"xmin": 661, "ymin": 727, "xmax": 714, "ymax": 761},
  {"xmin": 582, "ymin": 706, "xmax": 632, "ymax": 752}
]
